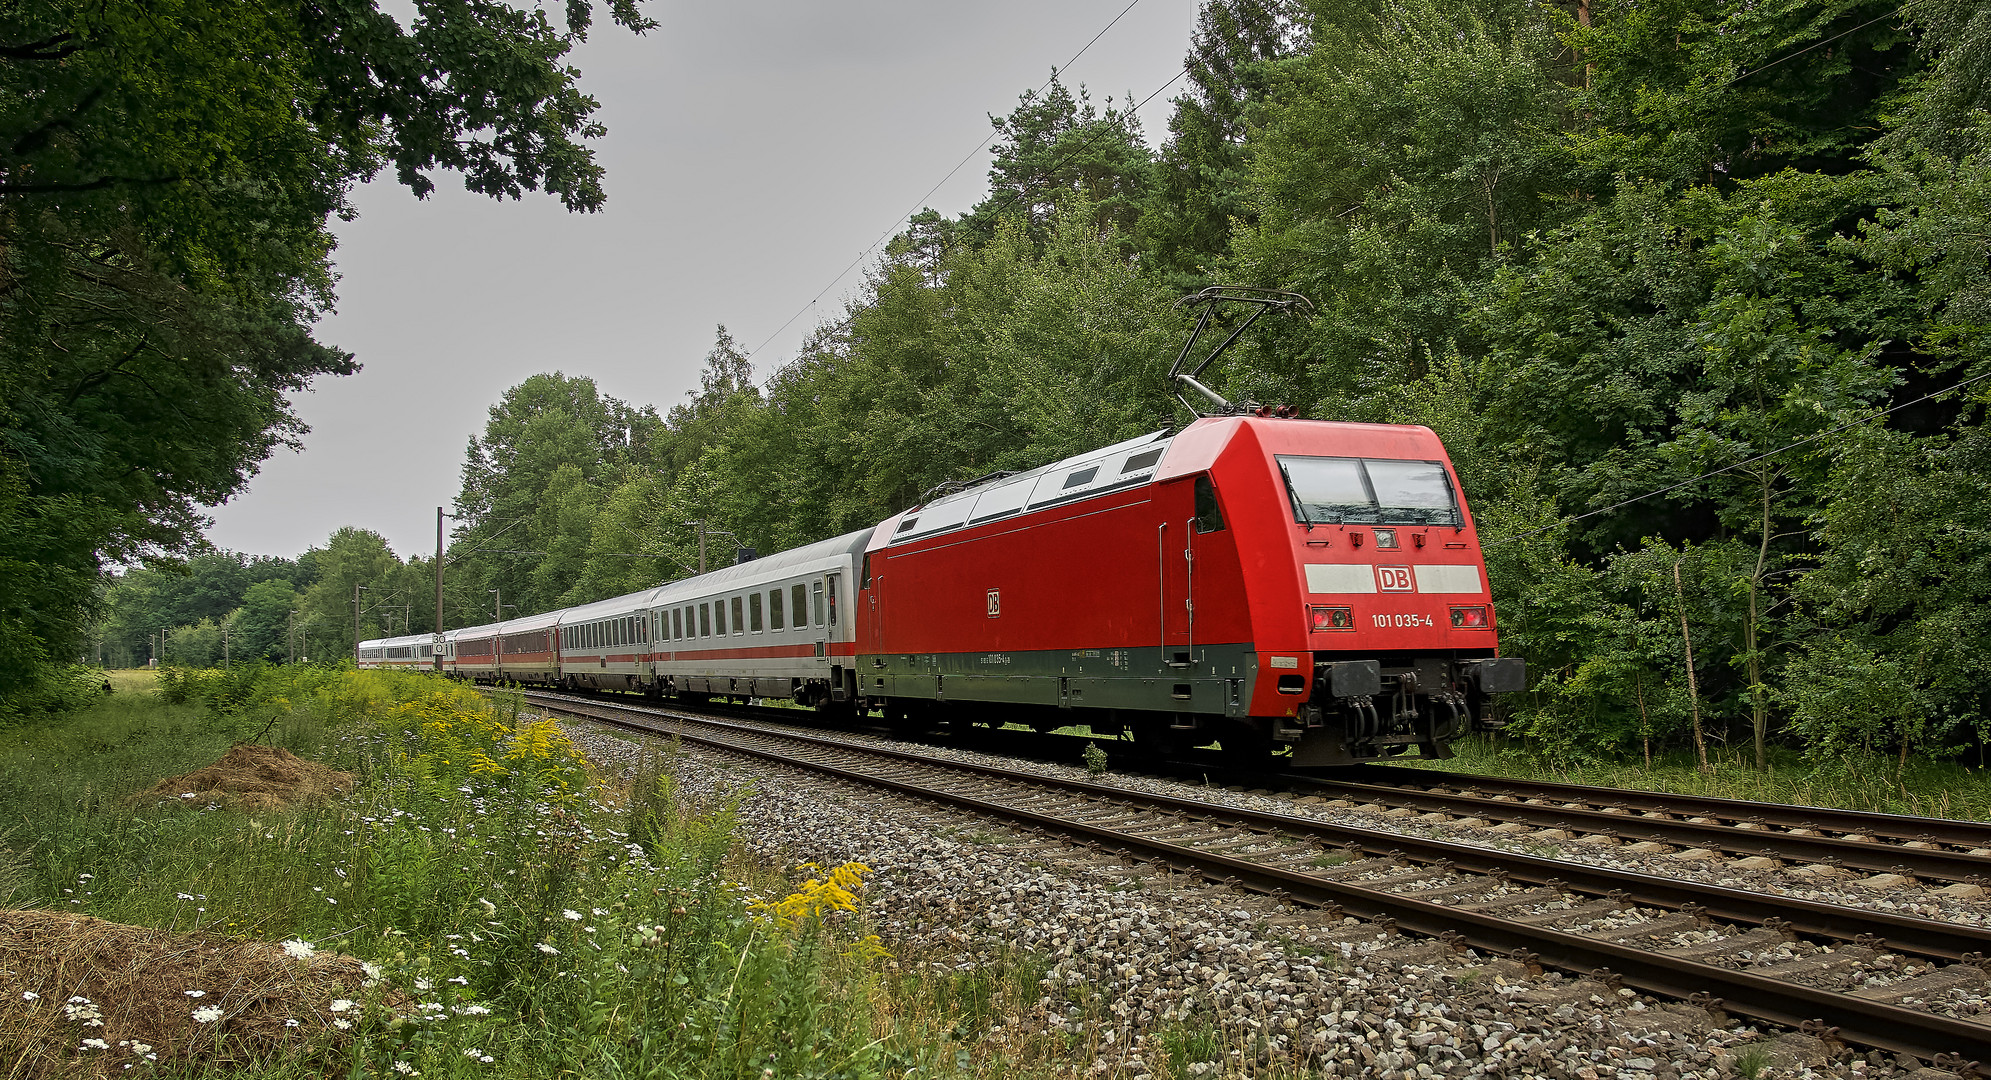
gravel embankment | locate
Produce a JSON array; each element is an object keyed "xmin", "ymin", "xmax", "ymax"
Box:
[{"xmin": 561, "ymin": 720, "xmax": 1967, "ymax": 1080}]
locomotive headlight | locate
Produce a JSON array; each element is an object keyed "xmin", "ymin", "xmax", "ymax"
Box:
[
  {"xmin": 1449, "ymin": 605, "xmax": 1490, "ymax": 629},
  {"xmin": 1309, "ymin": 605, "xmax": 1354, "ymax": 631}
]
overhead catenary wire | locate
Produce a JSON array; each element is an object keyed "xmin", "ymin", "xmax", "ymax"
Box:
[
  {"xmin": 1485, "ymin": 367, "xmax": 1991, "ymax": 547},
  {"xmin": 748, "ymin": 62, "xmax": 1192, "ymax": 391},
  {"xmin": 743, "ymin": 0, "xmax": 1159, "ymax": 366}
]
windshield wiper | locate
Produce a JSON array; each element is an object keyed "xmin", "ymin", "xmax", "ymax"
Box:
[{"xmin": 1280, "ymin": 464, "xmax": 1315, "ymax": 531}]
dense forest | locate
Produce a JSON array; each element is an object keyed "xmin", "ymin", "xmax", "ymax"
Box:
[{"xmin": 16, "ymin": 0, "xmax": 1991, "ymax": 767}]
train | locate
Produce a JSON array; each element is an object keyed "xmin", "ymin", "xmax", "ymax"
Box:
[{"xmin": 360, "ymin": 413, "xmax": 1524, "ymax": 766}]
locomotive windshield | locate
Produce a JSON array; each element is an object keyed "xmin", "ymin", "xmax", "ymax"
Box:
[{"xmin": 1276, "ymin": 455, "xmax": 1462, "ymax": 526}]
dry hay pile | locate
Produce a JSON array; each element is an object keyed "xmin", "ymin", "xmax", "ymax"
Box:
[
  {"xmin": 0, "ymin": 910, "xmax": 383, "ymax": 1078},
  {"xmin": 138, "ymin": 744, "xmax": 355, "ymax": 811}
]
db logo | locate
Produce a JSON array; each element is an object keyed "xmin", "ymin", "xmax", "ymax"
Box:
[
  {"xmin": 1376, "ymin": 566, "xmax": 1414, "ymax": 592},
  {"xmin": 987, "ymin": 589, "xmax": 1001, "ymax": 617}
]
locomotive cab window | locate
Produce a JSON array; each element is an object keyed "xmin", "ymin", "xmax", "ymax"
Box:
[
  {"xmin": 1194, "ymin": 475, "xmax": 1226, "ymax": 534},
  {"xmin": 1277, "ymin": 455, "xmax": 1462, "ymax": 527}
]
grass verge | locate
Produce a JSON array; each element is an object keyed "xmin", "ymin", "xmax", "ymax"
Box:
[{"xmin": 0, "ymin": 668, "xmax": 1085, "ymax": 1079}]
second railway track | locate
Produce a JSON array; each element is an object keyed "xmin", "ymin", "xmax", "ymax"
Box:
[{"xmin": 523, "ymin": 689, "xmax": 1991, "ymax": 1074}]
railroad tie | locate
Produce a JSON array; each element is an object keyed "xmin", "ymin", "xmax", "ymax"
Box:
[{"xmin": 1850, "ymin": 963, "xmax": 1987, "ymax": 1005}]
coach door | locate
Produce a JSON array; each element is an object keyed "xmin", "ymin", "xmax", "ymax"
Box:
[{"xmin": 812, "ymin": 579, "xmax": 829, "ymax": 661}]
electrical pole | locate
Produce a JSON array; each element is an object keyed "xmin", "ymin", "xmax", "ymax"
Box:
[
  {"xmin": 222, "ymin": 623, "xmax": 230, "ymax": 670},
  {"xmin": 435, "ymin": 510, "xmax": 446, "ymax": 670},
  {"xmin": 352, "ymin": 583, "xmax": 369, "ymax": 665},
  {"xmin": 687, "ymin": 520, "xmax": 708, "ymax": 574},
  {"xmin": 434, "ymin": 507, "xmax": 449, "ymax": 674},
  {"xmin": 491, "ymin": 587, "xmax": 502, "ymax": 620},
  {"xmin": 288, "ymin": 610, "xmax": 296, "ymax": 666}
]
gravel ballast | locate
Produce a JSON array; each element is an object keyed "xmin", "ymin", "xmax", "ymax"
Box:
[{"xmin": 561, "ymin": 719, "xmax": 1971, "ymax": 1080}]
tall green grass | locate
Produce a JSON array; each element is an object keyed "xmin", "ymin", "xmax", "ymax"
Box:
[{"xmin": 1, "ymin": 669, "xmax": 1127, "ymax": 1079}]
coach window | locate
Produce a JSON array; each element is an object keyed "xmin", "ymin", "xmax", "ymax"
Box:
[
  {"xmin": 1194, "ymin": 474, "xmax": 1227, "ymax": 534},
  {"xmin": 792, "ymin": 584, "xmax": 807, "ymax": 626},
  {"xmin": 699, "ymin": 603, "xmax": 711, "ymax": 636},
  {"xmin": 672, "ymin": 609, "xmax": 682, "ymax": 639},
  {"xmin": 731, "ymin": 596, "xmax": 746, "ymax": 634},
  {"xmin": 749, "ymin": 592, "xmax": 763, "ymax": 632},
  {"xmin": 770, "ymin": 588, "xmax": 784, "ymax": 630},
  {"xmin": 714, "ymin": 601, "xmax": 726, "ymax": 635}
]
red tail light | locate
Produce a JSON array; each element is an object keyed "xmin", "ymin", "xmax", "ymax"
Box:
[
  {"xmin": 1450, "ymin": 605, "xmax": 1490, "ymax": 629},
  {"xmin": 1309, "ymin": 605, "xmax": 1354, "ymax": 631}
]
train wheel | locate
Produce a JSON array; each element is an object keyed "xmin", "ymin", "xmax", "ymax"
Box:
[
  {"xmin": 1217, "ymin": 720, "xmax": 1273, "ymax": 769},
  {"xmin": 884, "ymin": 701, "xmax": 924, "ymax": 740}
]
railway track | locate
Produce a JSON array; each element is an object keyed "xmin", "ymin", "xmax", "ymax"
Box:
[
  {"xmin": 551, "ymin": 688, "xmax": 1991, "ymax": 886},
  {"xmin": 521, "ymin": 689, "xmax": 1991, "ymax": 1074},
  {"xmin": 1257, "ymin": 764, "xmax": 1991, "ymax": 885},
  {"xmin": 513, "ymin": 685, "xmax": 1991, "ymax": 886}
]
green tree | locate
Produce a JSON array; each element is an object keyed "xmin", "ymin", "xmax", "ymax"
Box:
[
  {"xmin": 954, "ymin": 76, "xmax": 1156, "ymax": 248},
  {"xmin": 1237, "ymin": 0, "xmax": 1575, "ymax": 398},
  {"xmin": 1143, "ymin": 0, "xmax": 1303, "ymax": 283},
  {"xmin": 296, "ymin": 527, "xmax": 402, "ymax": 661},
  {"xmin": 0, "ymin": 0, "xmax": 655, "ymax": 704},
  {"xmin": 232, "ymin": 579, "xmax": 300, "ymax": 664},
  {"xmin": 451, "ymin": 372, "xmax": 662, "ymax": 619}
]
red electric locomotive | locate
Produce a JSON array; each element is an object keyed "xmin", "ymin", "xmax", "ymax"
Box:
[{"xmin": 853, "ymin": 414, "xmax": 1521, "ymax": 764}]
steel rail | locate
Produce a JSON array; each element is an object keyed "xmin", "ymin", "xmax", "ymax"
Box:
[
  {"xmin": 530, "ymin": 690, "xmax": 1991, "ymax": 1072},
  {"xmin": 1348, "ymin": 764, "xmax": 1991, "ymax": 850},
  {"xmin": 518, "ymin": 687, "xmax": 1991, "ymax": 880},
  {"xmin": 524, "ymin": 691, "xmax": 1991, "ymax": 962},
  {"xmin": 1253, "ymin": 773, "xmax": 1991, "ymax": 882}
]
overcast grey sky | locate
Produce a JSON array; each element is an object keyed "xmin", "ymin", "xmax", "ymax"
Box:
[{"xmin": 202, "ymin": 1, "xmax": 1199, "ymax": 561}]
